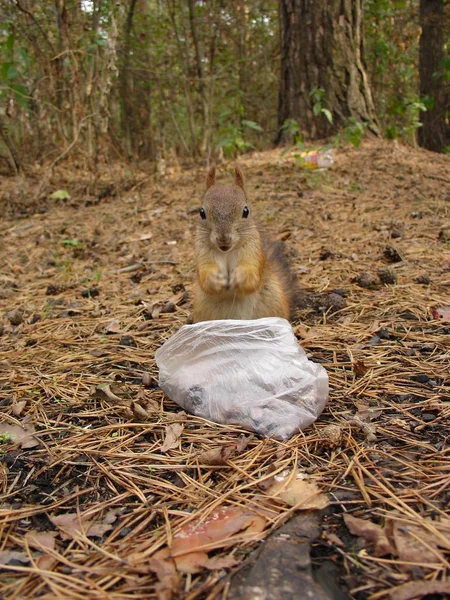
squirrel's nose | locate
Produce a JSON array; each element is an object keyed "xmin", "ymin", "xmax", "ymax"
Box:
[{"xmin": 216, "ymin": 235, "xmax": 232, "ymax": 252}]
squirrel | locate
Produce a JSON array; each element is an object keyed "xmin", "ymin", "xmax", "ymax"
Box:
[{"xmin": 192, "ymin": 164, "xmax": 296, "ymax": 322}]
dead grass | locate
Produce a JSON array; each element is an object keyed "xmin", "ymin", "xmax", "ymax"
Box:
[{"xmin": 1, "ymin": 139, "xmax": 450, "ymax": 599}]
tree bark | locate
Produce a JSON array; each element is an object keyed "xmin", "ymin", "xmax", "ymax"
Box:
[
  {"xmin": 0, "ymin": 115, "xmax": 21, "ymax": 174},
  {"xmin": 277, "ymin": 0, "xmax": 377, "ymax": 143},
  {"xmin": 120, "ymin": 0, "xmax": 138, "ymax": 159},
  {"xmin": 188, "ymin": 0, "xmax": 209, "ymax": 153},
  {"xmin": 418, "ymin": 0, "xmax": 450, "ymax": 152}
]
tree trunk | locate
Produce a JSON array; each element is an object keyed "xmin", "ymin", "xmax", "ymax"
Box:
[
  {"xmin": 120, "ymin": 0, "xmax": 138, "ymax": 159},
  {"xmin": 277, "ymin": 0, "xmax": 377, "ymax": 143},
  {"xmin": 418, "ymin": 0, "xmax": 450, "ymax": 152},
  {"xmin": 0, "ymin": 115, "xmax": 21, "ymax": 174},
  {"xmin": 188, "ymin": 0, "xmax": 209, "ymax": 154}
]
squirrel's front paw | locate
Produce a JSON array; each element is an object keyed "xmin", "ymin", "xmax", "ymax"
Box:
[
  {"xmin": 204, "ymin": 271, "xmax": 228, "ymax": 294},
  {"xmin": 231, "ymin": 265, "xmax": 259, "ymax": 294}
]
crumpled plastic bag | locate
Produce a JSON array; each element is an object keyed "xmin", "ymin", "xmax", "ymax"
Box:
[{"xmin": 155, "ymin": 317, "xmax": 328, "ymax": 440}]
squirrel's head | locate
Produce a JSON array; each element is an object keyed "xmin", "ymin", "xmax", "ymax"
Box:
[{"xmin": 198, "ymin": 164, "xmax": 254, "ymax": 253}]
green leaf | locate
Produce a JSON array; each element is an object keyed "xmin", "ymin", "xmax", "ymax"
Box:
[
  {"xmin": 242, "ymin": 120, "xmax": 263, "ymax": 132},
  {"xmin": 50, "ymin": 189, "xmax": 71, "ymax": 200},
  {"xmin": 321, "ymin": 108, "xmax": 333, "ymax": 123},
  {"xmin": 62, "ymin": 238, "xmax": 82, "ymax": 248},
  {"xmin": 1, "ymin": 62, "xmax": 12, "ymax": 80},
  {"xmin": 11, "ymin": 83, "xmax": 28, "ymax": 108},
  {"xmin": 313, "ymin": 102, "xmax": 321, "ymax": 116}
]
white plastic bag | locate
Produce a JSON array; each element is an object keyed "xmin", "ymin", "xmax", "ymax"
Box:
[{"xmin": 155, "ymin": 318, "xmax": 328, "ymax": 440}]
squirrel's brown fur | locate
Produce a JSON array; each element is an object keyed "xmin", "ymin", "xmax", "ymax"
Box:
[{"xmin": 192, "ymin": 165, "xmax": 296, "ymax": 322}]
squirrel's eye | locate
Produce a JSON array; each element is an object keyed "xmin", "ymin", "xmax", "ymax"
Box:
[
  {"xmin": 242, "ymin": 206, "xmax": 249, "ymax": 219},
  {"xmin": 199, "ymin": 207, "xmax": 206, "ymax": 220}
]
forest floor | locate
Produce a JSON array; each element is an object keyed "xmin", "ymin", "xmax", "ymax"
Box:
[{"xmin": 1, "ymin": 139, "xmax": 450, "ymax": 600}]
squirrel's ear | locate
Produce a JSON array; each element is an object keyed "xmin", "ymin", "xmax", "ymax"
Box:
[
  {"xmin": 234, "ymin": 164, "xmax": 245, "ymax": 190},
  {"xmin": 206, "ymin": 164, "xmax": 216, "ymax": 189}
]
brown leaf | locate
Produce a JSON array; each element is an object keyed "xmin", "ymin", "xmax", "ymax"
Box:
[
  {"xmin": 267, "ymin": 470, "xmax": 329, "ymax": 509},
  {"xmin": 236, "ymin": 435, "xmax": 251, "ymax": 453},
  {"xmin": 344, "ymin": 514, "xmax": 395, "ymax": 557},
  {"xmin": 50, "ymin": 512, "xmax": 114, "ymax": 541},
  {"xmin": 204, "ymin": 554, "xmax": 239, "ymax": 570},
  {"xmin": 95, "ymin": 383, "xmax": 123, "ymax": 402},
  {"xmin": 387, "ymin": 519, "xmax": 445, "ymax": 566},
  {"xmin": 197, "ymin": 435, "xmax": 251, "ymax": 466},
  {"xmin": 257, "ymin": 464, "xmax": 278, "ymax": 491},
  {"xmin": 151, "ymin": 303, "xmax": 163, "ymax": 319},
  {"xmin": 390, "ymin": 581, "xmax": 450, "ymax": 600},
  {"xmin": 12, "ymin": 400, "xmax": 27, "ymax": 416},
  {"xmin": 105, "ymin": 319, "xmax": 122, "ymax": 333},
  {"xmin": 132, "ymin": 402, "xmax": 149, "ymax": 419},
  {"xmin": 173, "ymin": 550, "xmax": 209, "ymax": 574},
  {"xmin": 0, "ymin": 423, "xmax": 40, "ymax": 449},
  {"xmin": 148, "ymin": 549, "xmax": 180, "ymax": 600},
  {"xmin": 197, "ymin": 445, "xmax": 235, "ymax": 466},
  {"xmin": 171, "ymin": 506, "xmax": 267, "ymax": 558},
  {"xmin": 0, "ymin": 550, "xmax": 29, "ymax": 565},
  {"xmin": 353, "ymin": 360, "xmax": 368, "ymax": 377},
  {"xmin": 24, "ymin": 530, "xmax": 56, "ymax": 552},
  {"xmin": 356, "ymin": 403, "xmax": 382, "ymax": 421},
  {"xmin": 160, "ymin": 423, "xmax": 184, "ymax": 453}
]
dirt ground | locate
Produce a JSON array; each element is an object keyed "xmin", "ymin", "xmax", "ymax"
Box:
[{"xmin": 1, "ymin": 139, "xmax": 450, "ymax": 600}]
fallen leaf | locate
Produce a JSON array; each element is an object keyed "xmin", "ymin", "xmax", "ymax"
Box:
[
  {"xmin": 353, "ymin": 360, "xmax": 368, "ymax": 377},
  {"xmin": 348, "ymin": 415, "xmax": 377, "ymax": 442},
  {"xmin": 171, "ymin": 506, "xmax": 267, "ymax": 559},
  {"xmin": 148, "ymin": 548, "xmax": 180, "ymax": 600},
  {"xmin": 105, "ymin": 319, "xmax": 122, "ymax": 333},
  {"xmin": 0, "ymin": 423, "xmax": 40, "ymax": 449},
  {"xmin": 160, "ymin": 423, "xmax": 184, "ymax": 453},
  {"xmin": 132, "ymin": 402, "xmax": 149, "ymax": 419},
  {"xmin": 257, "ymin": 464, "xmax": 278, "ymax": 491},
  {"xmin": 324, "ymin": 532, "xmax": 345, "ymax": 547},
  {"xmin": 344, "ymin": 514, "xmax": 395, "ymax": 557},
  {"xmin": 95, "ymin": 383, "xmax": 123, "ymax": 402},
  {"xmin": 0, "ymin": 550, "xmax": 30, "ymax": 565},
  {"xmin": 50, "ymin": 189, "xmax": 70, "ymax": 200},
  {"xmin": 431, "ymin": 306, "xmax": 450, "ymax": 322},
  {"xmin": 50, "ymin": 512, "xmax": 114, "ymax": 540},
  {"xmin": 151, "ymin": 303, "xmax": 163, "ymax": 319},
  {"xmin": 390, "ymin": 580, "xmax": 450, "ymax": 600},
  {"xmin": 236, "ymin": 435, "xmax": 251, "ymax": 453},
  {"xmin": 24, "ymin": 530, "xmax": 56, "ymax": 552},
  {"xmin": 36, "ymin": 554, "xmax": 57, "ymax": 570},
  {"xmin": 356, "ymin": 403, "xmax": 382, "ymax": 421},
  {"xmin": 12, "ymin": 400, "xmax": 27, "ymax": 416},
  {"xmin": 267, "ymin": 470, "xmax": 329, "ymax": 509},
  {"xmin": 204, "ymin": 554, "xmax": 239, "ymax": 570},
  {"xmin": 389, "ymin": 581, "xmax": 450, "ymax": 600},
  {"xmin": 386, "ymin": 519, "xmax": 446, "ymax": 567},
  {"xmin": 197, "ymin": 445, "xmax": 235, "ymax": 466},
  {"xmin": 197, "ymin": 436, "xmax": 251, "ymax": 466}
]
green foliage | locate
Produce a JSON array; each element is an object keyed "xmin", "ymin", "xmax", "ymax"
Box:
[
  {"xmin": 0, "ymin": 433, "xmax": 11, "ymax": 445},
  {"xmin": 364, "ymin": 0, "xmax": 424, "ymax": 144},
  {"xmin": 216, "ymin": 110, "xmax": 264, "ymax": 157},
  {"xmin": 309, "ymin": 87, "xmax": 333, "ymax": 124},
  {"xmin": 343, "ymin": 118, "xmax": 365, "ymax": 148}
]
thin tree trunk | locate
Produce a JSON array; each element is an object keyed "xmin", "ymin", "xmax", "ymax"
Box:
[
  {"xmin": 168, "ymin": 0, "xmax": 197, "ymax": 154},
  {"xmin": 0, "ymin": 115, "xmax": 21, "ymax": 174},
  {"xmin": 418, "ymin": 0, "xmax": 450, "ymax": 152},
  {"xmin": 120, "ymin": 0, "xmax": 138, "ymax": 159},
  {"xmin": 277, "ymin": 0, "xmax": 378, "ymax": 143},
  {"xmin": 188, "ymin": 0, "xmax": 209, "ymax": 153}
]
